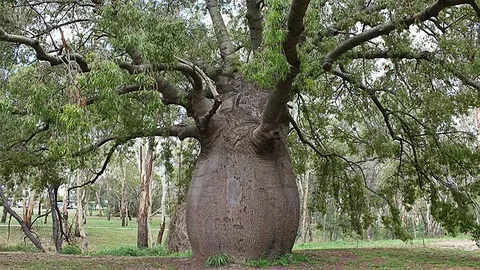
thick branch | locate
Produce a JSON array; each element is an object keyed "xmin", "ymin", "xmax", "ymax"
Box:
[
  {"xmin": 246, "ymin": 0, "xmax": 264, "ymax": 51},
  {"xmin": 322, "ymin": 0, "xmax": 477, "ymax": 70},
  {"xmin": 206, "ymin": 0, "xmax": 236, "ymax": 69},
  {"xmin": 0, "ymin": 27, "xmax": 89, "ymax": 72},
  {"xmin": 256, "ymin": 0, "xmax": 311, "ymax": 141}
]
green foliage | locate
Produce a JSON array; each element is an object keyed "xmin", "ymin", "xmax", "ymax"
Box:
[
  {"xmin": 60, "ymin": 244, "xmax": 82, "ymax": 255},
  {"xmin": 95, "ymin": 246, "xmax": 168, "ymax": 257},
  {"xmin": 246, "ymin": 253, "xmax": 311, "ymax": 268},
  {"xmin": 205, "ymin": 254, "xmax": 230, "ymax": 267}
]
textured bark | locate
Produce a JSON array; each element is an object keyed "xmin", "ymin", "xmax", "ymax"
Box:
[
  {"xmin": 48, "ymin": 184, "xmax": 63, "ymax": 252},
  {"xmin": 121, "ymin": 161, "xmax": 129, "ymax": 227},
  {"xmin": 167, "ymin": 202, "xmax": 191, "ymax": 253},
  {"xmin": 186, "ymin": 78, "xmax": 299, "ymax": 260},
  {"xmin": 23, "ymin": 189, "xmax": 36, "ymax": 230},
  {"xmin": 75, "ymin": 173, "xmax": 88, "ymax": 253},
  {"xmin": 1, "ymin": 205, "xmax": 7, "ymax": 223},
  {"xmin": 137, "ymin": 139, "xmax": 154, "ymax": 248}
]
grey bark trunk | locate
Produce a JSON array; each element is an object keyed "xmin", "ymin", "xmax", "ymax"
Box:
[
  {"xmin": 121, "ymin": 160, "xmax": 128, "ymax": 227},
  {"xmin": 1, "ymin": 204, "xmax": 7, "ymax": 223},
  {"xmin": 186, "ymin": 84, "xmax": 299, "ymax": 260},
  {"xmin": 48, "ymin": 184, "xmax": 63, "ymax": 252}
]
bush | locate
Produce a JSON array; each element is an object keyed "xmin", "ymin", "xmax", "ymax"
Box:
[
  {"xmin": 205, "ymin": 254, "xmax": 230, "ymax": 267},
  {"xmin": 60, "ymin": 244, "xmax": 82, "ymax": 255},
  {"xmin": 245, "ymin": 253, "xmax": 311, "ymax": 268}
]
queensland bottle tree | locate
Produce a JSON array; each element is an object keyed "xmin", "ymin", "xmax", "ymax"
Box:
[{"xmin": 2, "ymin": 0, "xmax": 480, "ymax": 260}]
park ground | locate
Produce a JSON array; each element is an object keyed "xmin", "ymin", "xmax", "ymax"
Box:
[{"xmin": 0, "ymin": 210, "xmax": 479, "ymax": 269}]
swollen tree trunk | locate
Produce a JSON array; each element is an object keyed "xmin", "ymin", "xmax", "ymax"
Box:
[
  {"xmin": 186, "ymin": 85, "xmax": 299, "ymax": 260},
  {"xmin": 0, "ymin": 186, "xmax": 46, "ymax": 252},
  {"xmin": 48, "ymin": 184, "xmax": 63, "ymax": 252},
  {"xmin": 137, "ymin": 138, "xmax": 155, "ymax": 248}
]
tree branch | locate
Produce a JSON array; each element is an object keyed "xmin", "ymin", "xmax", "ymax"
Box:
[
  {"xmin": 206, "ymin": 0, "xmax": 236, "ymax": 70},
  {"xmin": 322, "ymin": 0, "xmax": 477, "ymax": 70},
  {"xmin": 256, "ymin": 0, "xmax": 311, "ymax": 141},
  {"xmin": 246, "ymin": 0, "xmax": 264, "ymax": 52},
  {"xmin": 0, "ymin": 27, "xmax": 90, "ymax": 72}
]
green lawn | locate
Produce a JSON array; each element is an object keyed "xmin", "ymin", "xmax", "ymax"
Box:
[{"xmin": 0, "ymin": 207, "xmax": 167, "ymax": 252}]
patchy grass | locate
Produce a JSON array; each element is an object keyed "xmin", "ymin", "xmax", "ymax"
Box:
[
  {"xmin": 245, "ymin": 253, "xmax": 311, "ymax": 268},
  {"xmin": 94, "ymin": 245, "xmax": 168, "ymax": 257},
  {"xmin": 0, "ymin": 246, "xmax": 479, "ymax": 269}
]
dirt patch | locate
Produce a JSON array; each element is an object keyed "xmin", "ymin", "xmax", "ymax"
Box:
[{"xmin": 428, "ymin": 239, "xmax": 479, "ymax": 251}]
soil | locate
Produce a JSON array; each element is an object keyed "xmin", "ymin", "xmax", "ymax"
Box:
[
  {"xmin": 427, "ymin": 239, "xmax": 479, "ymax": 251},
  {"xmin": 1, "ymin": 239, "xmax": 479, "ymax": 269}
]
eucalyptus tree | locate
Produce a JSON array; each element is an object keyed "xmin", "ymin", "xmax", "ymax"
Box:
[{"xmin": 1, "ymin": 0, "xmax": 480, "ymax": 261}]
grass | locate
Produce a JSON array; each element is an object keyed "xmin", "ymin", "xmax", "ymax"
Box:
[
  {"xmin": 94, "ymin": 245, "xmax": 168, "ymax": 256},
  {"xmin": 246, "ymin": 253, "xmax": 311, "ymax": 268},
  {"xmin": 205, "ymin": 254, "xmax": 230, "ymax": 267},
  {"xmin": 0, "ymin": 207, "xmax": 167, "ymax": 252}
]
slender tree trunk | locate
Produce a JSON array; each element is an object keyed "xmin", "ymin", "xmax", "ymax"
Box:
[
  {"xmin": 0, "ymin": 186, "xmax": 46, "ymax": 252},
  {"xmin": 37, "ymin": 192, "xmax": 42, "ymax": 216},
  {"xmin": 106, "ymin": 182, "xmax": 111, "ymax": 221},
  {"xmin": 137, "ymin": 138, "xmax": 155, "ymax": 248},
  {"xmin": 156, "ymin": 174, "xmax": 168, "ymax": 246},
  {"xmin": 48, "ymin": 184, "xmax": 63, "ymax": 252},
  {"xmin": 1, "ymin": 205, "xmax": 7, "ymax": 223},
  {"xmin": 24, "ymin": 189, "xmax": 36, "ymax": 230},
  {"xmin": 96, "ymin": 188, "xmax": 102, "ymax": 217},
  {"xmin": 121, "ymin": 160, "xmax": 128, "ymax": 227},
  {"xmin": 75, "ymin": 174, "xmax": 88, "ymax": 253},
  {"xmin": 301, "ymin": 171, "xmax": 310, "ymax": 243}
]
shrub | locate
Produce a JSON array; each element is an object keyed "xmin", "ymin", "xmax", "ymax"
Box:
[{"xmin": 205, "ymin": 254, "xmax": 230, "ymax": 267}]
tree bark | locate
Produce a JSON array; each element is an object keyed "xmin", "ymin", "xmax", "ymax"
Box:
[
  {"xmin": 1, "ymin": 204, "xmax": 7, "ymax": 223},
  {"xmin": 48, "ymin": 184, "xmax": 63, "ymax": 252},
  {"xmin": 0, "ymin": 186, "xmax": 46, "ymax": 252},
  {"xmin": 301, "ymin": 171, "xmax": 310, "ymax": 243},
  {"xmin": 137, "ymin": 138, "xmax": 155, "ymax": 248},
  {"xmin": 24, "ymin": 189, "xmax": 36, "ymax": 230},
  {"xmin": 167, "ymin": 202, "xmax": 191, "ymax": 253},
  {"xmin": 121, "ymin": 160, "xmax": 128, "ymax": 227},
  {"xmin": 75, "ymin": 172, "xmax": 88, "ymax": 253}
]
